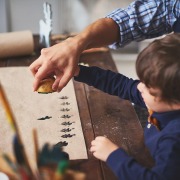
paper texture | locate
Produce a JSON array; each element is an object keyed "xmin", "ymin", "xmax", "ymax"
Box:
[
  {"xmin": 0, "ymin": 67, "xmax": 87, "ymax": 164},
  {"xmin": 0, "ymin": 31, "xmax": 34, "ymax": 58}
]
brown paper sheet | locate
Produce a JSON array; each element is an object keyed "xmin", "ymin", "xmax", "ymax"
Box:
[
  {"xmin": 0, "ymin": 67, "xmax": 87, "ymax": 167},
  {"xmin": 0, "ymin": 31, "xmax": 34, "ymax": 58}
]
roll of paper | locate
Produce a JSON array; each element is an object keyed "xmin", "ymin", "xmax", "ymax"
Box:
[{"xmin": 0, "ymin": 30, "xmax": 34, "ymax": 58}]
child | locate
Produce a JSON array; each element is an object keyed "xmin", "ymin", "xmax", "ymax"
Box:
[{"xmin": 74, "ymin": 33, "xmax": 180, "ymax": 180}]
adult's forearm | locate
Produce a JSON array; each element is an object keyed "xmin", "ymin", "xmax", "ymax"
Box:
[{"xmin": 73, "ymin": 18, "xmax": 120, "ymax": 51}]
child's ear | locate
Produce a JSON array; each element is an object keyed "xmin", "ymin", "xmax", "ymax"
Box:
[
  {"xmin": 173, "ymin": 103, "xmax": 180, "ymax": 110},
  {"xmin": 154, "ymin": 96, "xmax": 161, "ymax": 102}
]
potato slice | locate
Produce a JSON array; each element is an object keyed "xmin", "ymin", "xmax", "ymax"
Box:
[{"xmin": 37, "ymin": 77, "xmax": 55, "ymax": 94}]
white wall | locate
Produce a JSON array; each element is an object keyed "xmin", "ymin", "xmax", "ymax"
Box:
[
  {"xmin": 5, "ymin": 0, "xmax": 63, "ymax": 33},
  {"xmin": 2, "ymin": 0, "xmax": 134, "ymax": 34},
  {"xmin": 0, "ymin": 0, "xmax": 8, "ymax": 32}
]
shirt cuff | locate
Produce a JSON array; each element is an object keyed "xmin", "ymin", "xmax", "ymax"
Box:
[
  {"xmin": 74, "ymin": 65, "xmax": 93, "ymax": 83},
  {"xmin": 106, "ymin": 148, "xmax": 130, "ymax": 170}
]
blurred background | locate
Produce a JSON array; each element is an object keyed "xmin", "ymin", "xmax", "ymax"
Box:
[{"xmin": 0, "ymin": 0, "xmax": 154, "ymax": 79}]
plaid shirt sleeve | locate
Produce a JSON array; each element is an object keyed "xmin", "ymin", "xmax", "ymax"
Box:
[{"xmin": 106, "ymin": 0, "xmax": 180, "ymax": 48}]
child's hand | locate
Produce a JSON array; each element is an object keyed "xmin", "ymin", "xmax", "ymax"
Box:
[{"xmin": 90, "ymin": 136, "xmax": 119, "ymax": 161}]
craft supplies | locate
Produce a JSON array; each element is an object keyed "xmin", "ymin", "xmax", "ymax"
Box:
[
  {"xmin": 0, "ymin": 31, "xmax": 34, "ymax": 58},
  {"xmin": 0, "ymin": 83, "xmax": 33, "ymax": 178},
  {"xmin": 0, "ymin": 67, "xmax": 87, "ymax": 160},
  {"xmin": 0, "ymin": 82, "xmax": 85, "ymax": 180}
]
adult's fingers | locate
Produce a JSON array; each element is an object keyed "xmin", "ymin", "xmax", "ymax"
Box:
[
  {"xmin": 52, "ymin": 75, "xmax": 62, "ymax": 92},
  {"xmin": 29, "ymin": 58, "xmax": 42, "ymax": 76},
  {"xmin": 33, "ymin": 64, "xmax": 51, "ymax": 91},
  {"xmin": 56, "ymin": 69, "xmax": 74, "ymax": 92}
]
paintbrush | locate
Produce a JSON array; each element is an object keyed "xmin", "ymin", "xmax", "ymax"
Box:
[
  {"xmin": 0, "ymin": 152, "xmax": 19, "ymax": 179},
  {"xmin": 0, "ymin": 83, "xmax": 18, "ymax": 133},
  {"xmin": 13, "ymin": 135, "xmax": 32, "ymax": 180},
  {"xmin": 0, "ymin": 82, "xmax": 34, "ymax": 178},
  {"xmin": 2, "ymin": 153, "xmax": 18, "ymax": 173},
  {"xmin": 32, "ymin": 129, "xmax": 42, "ymax": 180},
  {"xmin": 33, "ymin": 129, "xmax": 39, "ymax": 166},
  {"xmin": 53, "ymin": 160, "xmax": 69, "ymax": 180}
]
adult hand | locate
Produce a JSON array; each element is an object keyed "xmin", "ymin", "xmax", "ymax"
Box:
[
  {"xmin": 29, "ymin": 18, "xmax": 120, "ymax": 92},
  {"xmin": 29, "ymin": 37, "xmax": 83, "ymax": 92},
  {"xmin": 90, "ymin": 136, "xmax": 119, "ymax": 161}
]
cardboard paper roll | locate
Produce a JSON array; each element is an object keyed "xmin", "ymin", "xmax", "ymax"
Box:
[{"xmin": 0, "ymin": 30, "xmax": 34, "ymax": 58}]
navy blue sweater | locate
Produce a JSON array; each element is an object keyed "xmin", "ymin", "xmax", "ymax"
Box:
[{"xmin": 74, "ymin": 65, "xmax": 180, "ymax": 180}]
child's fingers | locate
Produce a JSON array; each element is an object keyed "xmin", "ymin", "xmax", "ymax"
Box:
[
  {"xmin": 91, "ymin": 140, "xmax": 96, "ymax": 146},
  {"xmin": 90, "ymin": 145, "xmax": 96, "ymax": 152},
  {"xmin": 95, "ymin": 136, "xmax": 107, "ymax": 141}
]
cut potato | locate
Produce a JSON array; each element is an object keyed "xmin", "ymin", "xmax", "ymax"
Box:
[{"xmin": 37, "ymin": 77, "xmax": 55, "ymax": 94}]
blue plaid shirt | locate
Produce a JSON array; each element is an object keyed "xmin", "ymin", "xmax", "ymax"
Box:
[{"xmin": 106, "ymin": 0, "xmax": 180, "ymax": 48}]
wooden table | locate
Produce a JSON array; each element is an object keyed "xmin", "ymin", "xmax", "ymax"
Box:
[{"xmin": 0, "ymin": 36, "xmax": 152, "ymax": 180}]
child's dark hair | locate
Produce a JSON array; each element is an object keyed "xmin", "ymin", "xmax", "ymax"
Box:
[{"xmin": 136, "ymin": 33, "xmax": 180, "ymax": 104}]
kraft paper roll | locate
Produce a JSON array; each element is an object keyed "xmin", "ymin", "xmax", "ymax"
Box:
[{"xmin": 0, "ymin": 30, "xmax": 34, "ymax": 58}]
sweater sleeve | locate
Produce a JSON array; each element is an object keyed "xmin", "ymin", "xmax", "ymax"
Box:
[
  {"xmin": 74, "ymin": 65, "xmax": 146, "ymax": 107},
  {"xmin": 107, "ymin": 133, "xmax": 180, "ymax": 180}
]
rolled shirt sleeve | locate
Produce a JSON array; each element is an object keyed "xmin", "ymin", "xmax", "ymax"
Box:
[{"xmin": 106, "ymin": 0, "xmax": 179, "ymax": 48}]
